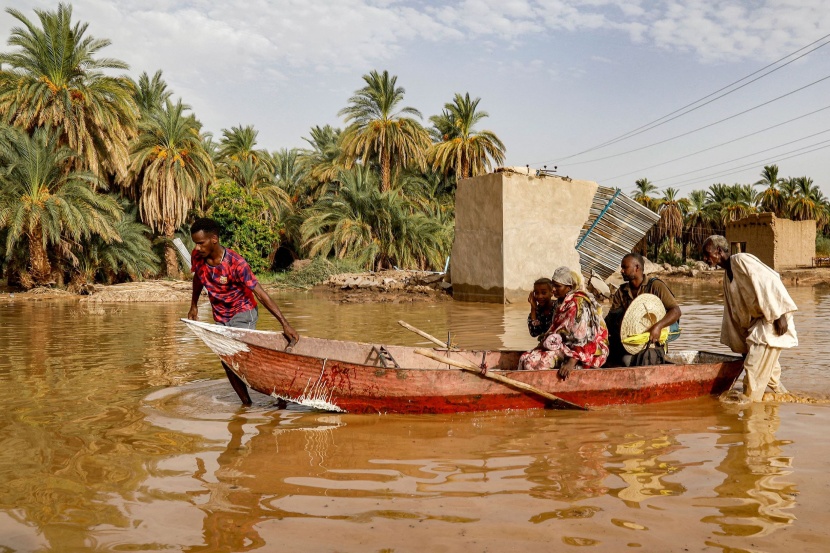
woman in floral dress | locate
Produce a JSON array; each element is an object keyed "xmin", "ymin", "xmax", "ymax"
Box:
[{"xmin": 518, "ymin": 266, "xmax": 609, "ymax": 379}]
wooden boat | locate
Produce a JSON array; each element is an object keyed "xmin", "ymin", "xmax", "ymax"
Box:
[{"xmin": 183, "ymin": 319, "xmax": 743, "ymax": 414}]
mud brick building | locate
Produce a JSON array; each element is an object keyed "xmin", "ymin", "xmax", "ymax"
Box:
[{"xmin": 725, "ymin": 213, "xmax": 815, "ymax": 270}]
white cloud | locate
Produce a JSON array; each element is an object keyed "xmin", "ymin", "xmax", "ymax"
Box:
[{"xmin": 4, "ymin": 0, "xmax": 827, "ymax": 84}]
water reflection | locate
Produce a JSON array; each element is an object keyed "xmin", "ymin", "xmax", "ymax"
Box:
[
  {"xmin": 0, "ymin": 282, "xmax": 826, "ymax": 550},
  {"xmin": 135, "ymin": 393, "xmax": 805, "ymax": 550},
  {"xmin": 704, "ymin": 403, "xmax": 796, "ymax": 538}
]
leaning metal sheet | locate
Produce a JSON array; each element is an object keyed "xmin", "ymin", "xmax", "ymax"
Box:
[{"xmin": 576, "ymin": 186, "xmax": 660, "ymax": 279}]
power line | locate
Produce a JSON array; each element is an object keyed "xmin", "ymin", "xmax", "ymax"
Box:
[
  {"xmin": 661, "ymin": 141, "xmax": 830, "ymax": 190},
  {"xmin": 530, "ymin": 31, "xmax": 830, "ymax": 166},
  {"xmin": 559, "ymin": 36, "xmax": 830, "ymax": 159},
  {"xmin": 597, "ymin": 105, "xmax": 830, "ymax": 182},
  {"xmin": 556, "ymin": 73, "xmax": 830, "ymax": 167},
  {"xmin": 649, "ymin": 134, "xmax": 830, "ymax": 185},
  {"xmin": 668, "ymin": 144, "xmax": 830, "ymax": 191}
]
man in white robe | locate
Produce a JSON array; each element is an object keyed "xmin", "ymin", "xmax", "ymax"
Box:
[{"xmin": 702, "ymin": 235, "xmax": 797, "ymax": 401}]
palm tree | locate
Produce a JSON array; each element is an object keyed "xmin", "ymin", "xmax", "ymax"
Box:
[
  {"xmin": 631, "ymin": 178, "xmax": 658, "ymax": 256},
  {"xmin": 127, "ymin": 99, "xmax": 214, "ymax": 276},
  {"xmin": 788, "ymin": 176, "xmax": 823, "ymax": 222},
  {"xmin": 0, "ymin": 125, "xmax": 121, "ymax": 287},
  {"xmin": 339, "ymin": 70, "xmax": 431, "ymax": 191},
  {"xmin": 71, "ymin": 199, "xmax": 159, "ymax": 286},
  {"xmin": 301, "ymin": 165, "xmax": 451, "ymax": 270},
  {"xmin": 756, "ymin": 164, "xmax": 787, "ymax": 217},
  {"xmin": 655, "ymin": 187, "xmax": 687, "ymax": 244},
  {"xmin": 683, "ymin": 189, "xmax": 713, "ymax": 253},
  {"xmin": 779, "ymin": 177, "xmax": 798, "ymax": 205},
  {"xmin": 0, "ymin": 4, "xmax": 137, "ymax": 182},
  {"xmin": 632, "ymin": 178, "xmax": 658, "ymax": 211},
  {"xmin": 299, "ymin": 124, "xmax": 345, "ymax": 186},
  {"xmin": 220, "ymin": 156, "xmax": 289, "ymax": 218},
  {"xmin": 217, "ymin": 124, "xmax": 268, "ymax": 164},
  {"xmin": 132, "ymin": 70, "xmax": 172, "ymax": 115},
  {"xmin": 707, "ymin": 183, "xmax": 758, "ymax": 228},
  {"xmin": 427, "ymin": 93, "xmax": 505, "ymax": 180},
  {"xmin": 400, "ymin": 169, "xmax": 455, "ymax": 224},
  {"xmin": 428, "ymin": 108, "xmax": 455, "ymax": 143},
  {"xmin": 272, "ymin": 148, "xmax": 310, "ymax": 203}
]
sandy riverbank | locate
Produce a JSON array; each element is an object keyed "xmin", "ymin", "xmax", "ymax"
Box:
[
  {"xmin": 0, "ymin": 269, "xmax": 452, "ymax": 304},
  {"xmin": 2, "ymin": 265, "xmax": 828, "ymax": 303}
]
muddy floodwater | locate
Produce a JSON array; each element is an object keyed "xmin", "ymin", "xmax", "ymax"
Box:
[{"xmin": 1, "ymin": 281, "xmax": 829, "ymax": 552}]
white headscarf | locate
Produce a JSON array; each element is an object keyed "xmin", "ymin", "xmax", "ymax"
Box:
[{"xmin": 551, "ymin": 266, "xmax": 584, "ymax": 291}]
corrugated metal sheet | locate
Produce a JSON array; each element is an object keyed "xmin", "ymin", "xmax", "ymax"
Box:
[{"xmin": 577, "ymin": 186, "xmax": 659, "ymax": 279}]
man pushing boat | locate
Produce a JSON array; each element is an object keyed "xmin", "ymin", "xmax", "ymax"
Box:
[
  {"xmin": 702, "ymin": 235, "xmax": 796, "ymax": 401},
  {"xmin": 187, "ymin": 217, "xmax": 299, "ymax": 405}
]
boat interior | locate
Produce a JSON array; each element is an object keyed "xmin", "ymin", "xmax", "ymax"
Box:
[{"xmin": 185, "ymin": 320, "xmax": 741, "ymax": 372}]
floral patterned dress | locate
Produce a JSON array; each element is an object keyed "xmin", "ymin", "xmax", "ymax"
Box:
[{"xmin": 518, "ymin": 290, "xmax": 610, "ymax": 371}]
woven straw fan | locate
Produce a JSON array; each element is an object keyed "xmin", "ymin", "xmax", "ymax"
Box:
[{"xmin": 620, "ymin": 293, "xmax": 666, "ymax": 355}]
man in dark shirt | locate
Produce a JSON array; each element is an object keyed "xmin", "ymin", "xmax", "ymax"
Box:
[
  {"xmin": 605, "ymin": 253, "xmax": 681, "ymax": 366},
  {"xmin": 187, "ymin": 217, "xmax": 299, "ymax": 405}
]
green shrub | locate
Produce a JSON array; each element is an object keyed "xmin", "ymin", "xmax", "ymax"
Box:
[
  {"xmin": 261, "ymin": 257, "xmax": 363, "ymax": 288},
  {"xmin": 656, "ymin": 238, "xmax": 683, "ymax": 266},
  {"xmin": 207, "ymin": 182, "xmax": 280, "ymax": 274}
]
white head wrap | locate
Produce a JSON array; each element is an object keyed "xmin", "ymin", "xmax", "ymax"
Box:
[{"xmin": 551, "ymin": 266, "xmax": 584, "ymax": 290}]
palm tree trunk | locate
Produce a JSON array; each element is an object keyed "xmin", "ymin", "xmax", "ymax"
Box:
[
  {"xmin": 28, "ymin": 226, "xmax": 52, "ymax": 286},
  {"xmin": 380, "ymin": 150, "xmax": 391, "ymax": 192},
  {"xmin": 162, "ymin": 221, "xmax": 181, "ymax": 279}
]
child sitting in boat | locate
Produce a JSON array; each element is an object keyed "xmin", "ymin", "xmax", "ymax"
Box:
[
  {"xmin": 527, "ymin": 277, "xmax": 555, "ymax": 340},
  {"xmin": 518, "ymin": 267, "xmax": 609, "ymax": 379}
]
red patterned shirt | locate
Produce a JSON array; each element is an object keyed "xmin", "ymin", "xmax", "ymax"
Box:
[{"xmin": 192, "ymin": 247, "xmax": 258, "ymax": 323}]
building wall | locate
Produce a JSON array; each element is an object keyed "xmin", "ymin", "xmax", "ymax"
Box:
[
  {"xmin": 726, "ymin": 213, "xmax": 776, "ymax": 268},
  {"xmin": 774, "ymin": 218, "xmax": 816, "ymax": 269},
  {"xmin": 451, "ymin": 173, "xmax": 505, "ymax": 302},
  {"xmin": 451, "ymin": 171, "xmax": 597, "ymax": 303},
  {"xmin": 725, "ymin": 213, "xmax": 815, "ymax": 270}
]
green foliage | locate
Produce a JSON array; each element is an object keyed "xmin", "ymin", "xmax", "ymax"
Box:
[
  {"xmin": 300, "ymin": 165, "xmax": 453, "ymax": 271},
  {"xmin": 817, "ymin": 233, "xmax": 830, "ymax": 257},
  {"xmin": 73, "ymin": 199, "xmax": 160, "ymax": 283},
  {"xmin": 261, "ymin": 257, "xmax": 363, "ymax": 288},
  {"xmin": 427, "ymin": 92, "xmax": 505, "ymax": 179},
  {"xmin": 656, "ymin": 237, "xmax": 683, "ymax": 266},
  {"xmin": 339, "ymin": 69, "xmax": 431, "ymax": 191},
  {"xmin": 0, "ymin": 124, "xmax": 122, "ymax": 285},
  {"xmin": 0, "ymin": 3, "xmax": 137, "ymax": 181},
  {"xmin": 207, "ymin": 181, "xmax": 279, "ymax": 274}
]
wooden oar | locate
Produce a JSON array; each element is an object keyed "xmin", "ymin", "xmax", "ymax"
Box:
[
  {"xmin": 398, "ymin": 320, "xmax": 458, "ymax": 350},
  {"xmin": 414, "ymin": 349, "xmax": 587, "ymax": 410},
  {"xmin": 398, "ymin": 320, "xmax": 586, "ymax": 410}
]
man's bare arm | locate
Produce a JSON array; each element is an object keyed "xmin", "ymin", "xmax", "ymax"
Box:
[
  {"xmin": 252, "ymin": 283, "xmax": 300, "ymax": 344},
  {"xmin": 648, "ymin": 306, "xmax": 682, "ymax": 343},
  {"xmin": 188, "ymin": 276, "xmax": 204, "ymax": 320}
]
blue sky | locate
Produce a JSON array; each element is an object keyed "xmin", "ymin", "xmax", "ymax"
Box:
[{"xmin": 4, "ymin": 0, "xmax": 829, "ymax": 197}]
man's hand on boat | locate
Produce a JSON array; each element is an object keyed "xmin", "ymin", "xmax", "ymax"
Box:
[
  {"xmin": 187, "ymin": 305, "xmax": 198, "ymax": 320},
  {"xmin": 557, "ymin": 357, "xmax": 578, "ymax": 380}
]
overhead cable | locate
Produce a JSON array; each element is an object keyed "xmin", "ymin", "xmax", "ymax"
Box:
[
  {"xmin": 557, "ymin": 74, "xmax": 830, "ymax": 167},
  {"xmin": 660, "ymin": 142, "xmax": 830, "ymax": 189},
  {"xmin": 532, "ymin": 31, "xmax": 830, "ymax": 166},
  {"xmin": 598, "ymin": 105, "xmax": 830, "ymax": 181}
]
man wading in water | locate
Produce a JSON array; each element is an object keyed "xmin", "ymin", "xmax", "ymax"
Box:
[
  {"xmin": 702, "ymin": 235, "xmax": 796, "ymax": 401},
  {"xmin": 187, "ymin": 217, "xmax": 299, "ymax": 405}
]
